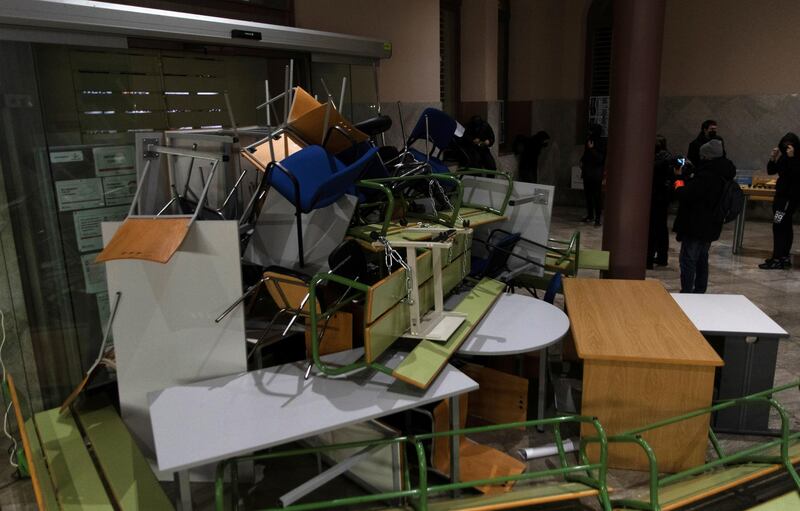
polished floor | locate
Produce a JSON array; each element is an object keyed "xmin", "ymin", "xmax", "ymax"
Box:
[{"xmin": 0, "ymin": 206, "xmax": 798, "ymax": 510}]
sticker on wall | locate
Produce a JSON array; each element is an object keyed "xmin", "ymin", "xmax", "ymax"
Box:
[
  {"xmin": 55, "ymin": 178, "xmax": 105, "ymax": 212},
  {"xmin": 93, "ymin": 145, "xmax": 135, "ymax": 177},
  {"xmin": 49, "ymin": 150, "xmax": 84, "ymax": 164},
  {"xmin": 81, "ymin": 252, "xmax": 108, "ymax": 295},
  {"xmin": 73, "ymin": 205, "xmax": 130, "ymax": 252},
  {"xmin": 102, "ymin": 174, "xmax": 137, "ymax": 206}
]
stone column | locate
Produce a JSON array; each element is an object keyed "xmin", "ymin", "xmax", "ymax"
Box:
[{"xmin": 602, "ymin": 0, "xmax": 666, "ymax": 279}]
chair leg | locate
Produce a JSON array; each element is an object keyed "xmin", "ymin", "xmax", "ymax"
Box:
[{"xmin": 295, "ymin": 206, "xmax": 305, "ymax": 268}]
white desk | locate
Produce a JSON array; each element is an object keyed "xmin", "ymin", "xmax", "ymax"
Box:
[
  {"xmin": 671, "ymin": 293, "xmax": 789, "ymax": 434},
  {"xmin": 458, "ymin": 293, "xmax": 570, "ymax": 426},
  {"xmin": 149, "ymin": 349, "xmax": 477, "ymax": 507}
]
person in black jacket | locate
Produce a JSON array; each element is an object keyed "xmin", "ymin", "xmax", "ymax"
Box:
[
  {"xmin": 673, "ymin": 139, "xmax": 736, "ymax": 293},
  {"xmin": 514, "ymin": 130, "xmax": 550, "ymax": 183},
  {"xmin": 760, "ymin": 132, "xmax": 800, "ymax": 269},
  {"xmin": 461, "ymin": 115, "xmax": 497, "ymax": 170},
  {"xmin": 647, "ymin": 135, "xmax": 675, "ymax": 269},
  {"xmin": 687, "ymin": 119, "xmax": 725, "ymax": 167},
  {"xmin": 580, "ymin": 124, "xmax": 606, "ymax": 226}
]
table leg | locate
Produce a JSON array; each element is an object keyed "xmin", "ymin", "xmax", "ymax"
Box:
[
  {"xmin": 449, "ymin": 395, "xmax": 460, "ymax": 497},
  {"xmin": 733, "ymin": 196, "xmax": 748, "ymax": 254},
  {"xmin": 174, "ymin": 470, "xmax": 192, "ymax": 511},
  {"xmin": 537, "ymin": 347, "xmax": 547, "ymax": 432}
]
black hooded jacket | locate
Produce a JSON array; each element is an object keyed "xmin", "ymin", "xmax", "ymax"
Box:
[
  {"xmin": 767, "ymin": 132, "xmax": 800, "ymax": 201},
  {"xmin": 580, "ymin": 125, "xmax": 606, "ymax": 182},
  {"xmin": 652, "ymin": 149, "xmax": 674, "ymax": 205},
  {"xmin": 672, "ymin": 156, "xmax": 736, "ymax": 242}
]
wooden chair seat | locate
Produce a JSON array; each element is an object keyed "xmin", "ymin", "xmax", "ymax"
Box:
[{"xmin": 96, "ymin": 217, "xmax": 190, "ymax": 264}]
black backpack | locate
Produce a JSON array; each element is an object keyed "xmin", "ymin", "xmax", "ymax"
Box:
[{"xmin": 715, "ymin": 177, "xmax": 745, "ymax": 224}]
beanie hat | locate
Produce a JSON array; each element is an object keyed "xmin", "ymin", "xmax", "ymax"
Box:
[{"xmin": 699, "ymin": 139, "xmax": 723, "ymax": 160}]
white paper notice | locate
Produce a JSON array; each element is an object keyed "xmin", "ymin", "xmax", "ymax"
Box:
[
  {"xmin": 81, "ymin": 253, "xmax": 107, "ymax": 294},
  {"xmin": 73, "ymin": 206, "xmax": 129, "ymax": 252},
  {"xmin": 93, "ymin": 145, "xmax": 135, "ymax": 177},
  {"xmin": 55, "ymin": 178, "xmax": 104, "ymax": 212},
  {"xmin": 102, "ymin": 174, "xmax": 137, "ymax": 206},
  {"xmin": 49, "ymin": 150, "xmax": 84, "ymax": 164}
]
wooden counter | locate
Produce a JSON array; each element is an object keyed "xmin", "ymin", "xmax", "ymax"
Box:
[{"xmin": 563, "ymin": 278, "xmax": 723, "ymax": 472}]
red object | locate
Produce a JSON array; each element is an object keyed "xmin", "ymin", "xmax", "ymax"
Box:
[{"xmin": 674, "ymin": 179, "xmax": 685, "ymax": 189}]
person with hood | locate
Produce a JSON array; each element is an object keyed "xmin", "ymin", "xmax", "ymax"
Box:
[
  {"xmin": 673, "ymin": 139, "xmax": 736, "ymax": 293},
  {"xmin": 580, "ymin": 123, "xmax": 606, "ymax": 226},
  {"xmin": 647, "ymin": 135, "xmax": 675, "ymax": 268},
  {"xmin": 687, "ymin": 119, "xmax": 725, "ymax": 167},
  {"xmin": 514, "ymin": 130, "xmax": 550, "ymax": 183},
  {"xmin": 461, "ymin": 115, "xmax": 497, "ymax": 170},
  {"xmin": 759, "ymin": 132, "xmax": 800, "ymax": 269}
]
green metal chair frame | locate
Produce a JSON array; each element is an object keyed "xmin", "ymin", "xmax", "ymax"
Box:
[
  {"xmin": 214, "ymin": 415, "xmax": 612, "ymax": 511},
  {"xmin": 583, "ymin": 381, "xmax": 800, "ymax": 511}
]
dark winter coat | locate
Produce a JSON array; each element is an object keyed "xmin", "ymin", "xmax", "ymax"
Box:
[
  {"xmin": 687, "ymin": 132, "xmax": 726, "ymax": 167},
  {"xmin": 672, "ymin": 156, "xmax": 736, "ymax": 242},
  {"xmin": 767, "ymin": 132, "xmax": 800, "ymax": 201},
  {"xmin": 580, "ymin": 137, "xmax": 606, "ymax": 182},
  {"xmin": 652, "ymin": 149, "xmax": 674, "ymax": 206}
]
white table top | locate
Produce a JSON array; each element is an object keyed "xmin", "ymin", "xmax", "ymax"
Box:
[
  {"xmin": 671, "ymin": 293, "xmax": 788, "ymax": 337},
  {"xmin": 149, "ymin": 349, "xmax": 477, "ymax": 472},
  {"xmin": 458, "ymin": 293, "xmax": 570, "ymax": 355}
]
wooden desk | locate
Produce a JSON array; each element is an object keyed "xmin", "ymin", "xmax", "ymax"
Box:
[
  {"xmin": 563, "ymin": 278, "xmax": 723, "ymax": 472},
  {"xmin": 733, "ymin": 185, "xmax": 775, "ymax": 254}
]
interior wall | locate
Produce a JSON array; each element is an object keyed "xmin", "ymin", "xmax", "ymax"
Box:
[
  {"xmin": 460, "ymin": 0, "xmax": 497, "ymax": 102},
  {"xmin": 294, "ymin": 0, "xmax": 439, "ymax": 103},
  {"xmin": 657, "ymin": 0, "xmax": 800, "ymax": 175},
  {"xmin": 506, "ymin": 0, "xmax": 590, "ymax": 202}
]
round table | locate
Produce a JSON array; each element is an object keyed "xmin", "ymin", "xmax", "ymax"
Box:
[{"xmin": 458, "ymin": 293, "xmax": 570, "ymax": 426}]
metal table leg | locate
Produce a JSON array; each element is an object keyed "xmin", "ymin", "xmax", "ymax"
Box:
[
  {"xmin": 537, "ymin": 347, "xmax": 547, "ymax": 432},
  {"xmin": 733, "ymin": 196, "xmax": 748, "ymax": 254},
  {"xmin": 449, "ymin": 395, "xmax": 460, "ymax": 497},
  {"xmin": 175, "ymin": 470, "xmax": 192, "ymax": 511}
]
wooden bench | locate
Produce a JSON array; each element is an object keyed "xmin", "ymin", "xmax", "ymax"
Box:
[
  {"xmin": 5, "ymin": 374, "xmax": 173, "ymax": 511},
  {"xmin": 587, "ymin": 382, "xmax": 800, "ymax": 511}
]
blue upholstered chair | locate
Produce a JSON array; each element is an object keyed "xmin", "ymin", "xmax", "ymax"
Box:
[
  {"xmin": 405, "ymin": 107, "xmax": 461, "ymax": 174},
  {"xmin": 266, "ymin": 144, "xmax": 378, "ymax": 267},
  {"xmin": 543, "ymin": 271, "xmax": 563, "ymax": 304}
]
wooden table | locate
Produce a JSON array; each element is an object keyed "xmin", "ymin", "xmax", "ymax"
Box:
[
  {"xmin": 733, "ymin": 185, "xmax": 775, "ymax": 254},
  {"xmin": 563, "ymin": 278, "xmax": 723, "ymax": 472}
]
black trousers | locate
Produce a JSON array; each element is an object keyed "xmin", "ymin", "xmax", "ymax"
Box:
[
  {"xmin": 647, "ymin": 200, "xmax": 669, "ymax": 265},
  {"xmin": 583, "ymin": 179, "xmax": 603, "ymax": 220},
  {"xmin": 772, "ymin": 197, "xmax": 797, "ymax": 259}
]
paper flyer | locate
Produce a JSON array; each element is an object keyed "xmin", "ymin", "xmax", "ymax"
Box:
[
  {"xmin": 55, "ymin": 178, "xmax": 104, "ymax": 212},
  {"xmin": 73, "ymin": 205, "xmax": 129, "ymax": 252},
  {"xmin": 93, "ymin": 145, "xmax": 135, "ymax": 177},
  {"xmin": 102, "ymin": 174, "xmax": 137, "ymax": 206},
  {"xmin": 81, "ymin": 252, "xmax": 107, "ymax": 294}
]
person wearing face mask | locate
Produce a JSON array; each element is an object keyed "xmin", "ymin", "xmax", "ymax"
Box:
[
  {"xmin": 759, "ymin": 132, "xmax": 800, "ymax": 269},
  {"xmin": 687, "ymin": 119, "xmax": 725, "ymax": 167}
]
